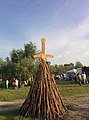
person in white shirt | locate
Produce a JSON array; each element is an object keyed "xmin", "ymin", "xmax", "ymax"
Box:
[
  {"xmin": 6, "ymin": 79, "xmax": 9, "ymax": 88},
  {"xmin": 82, "ymin": 72, "xmax": 86, "ymax": 84},
  {"xmin": 15, "ymin": 79, "xmax": 18, "ymax": 88}
]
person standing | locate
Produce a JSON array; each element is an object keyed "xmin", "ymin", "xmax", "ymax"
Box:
[
  {"xmin": 15, "ymin": 78, "xmax": 18, "ymax": 88},
  {"xmin": 77, "ymin": 73, "xmax": 82, "ymax": 86},
  {"xmin": 86, "ymin": 73, "xmax": 88, "ymax": 84},
  {"xmin": 72, "ymin": 73, "xmax": 77, "ymax": 83},
  {"xmin": 82, "ymin": 72, "xmax": 86, "ymax": 84},
  {"xmin": 6, "ymin": 79, "xmax": 9, "ymax": 88}
]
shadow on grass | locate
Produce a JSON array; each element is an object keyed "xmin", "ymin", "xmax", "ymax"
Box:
[
  {"xmin": 66, "ymin": 104, "xmax": 89, "ymax": 112},
  {"xmin": 0, "ymin": 106, "xmax": 19, "ymax": 120},
  {"xmin": 0, "ymin": 105, "xmax": 65, "ymax": 120},
  {"xmin": 0, "ymin": 105, "xmax": 31, "ymax": 120},
  {"xmin": 0, "ymin": 105, "xmax": 40, "ymax": 120}
]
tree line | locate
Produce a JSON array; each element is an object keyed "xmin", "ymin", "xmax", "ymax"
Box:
[
  {"xmin": 0, "ymin": 41, "xmax": 84, "ymax": 82},
  {"xmin": 50, "ymin": 61, "xmax": 83, "ymax": 75}
]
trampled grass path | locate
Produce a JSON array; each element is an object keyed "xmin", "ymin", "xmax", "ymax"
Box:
[{"xmin": 0, "ymin": 99, "xmax": 24, "ymax": 106}]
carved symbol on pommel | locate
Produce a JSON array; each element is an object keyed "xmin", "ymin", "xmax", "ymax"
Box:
[{"xmin": 33, "ymin": 38, "xmax": 54, "ymax": 61}]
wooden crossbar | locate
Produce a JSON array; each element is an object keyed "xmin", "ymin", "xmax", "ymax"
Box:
[{"xmin": 33, "ymin": 38, "xmax": 54, "ymax": 60}]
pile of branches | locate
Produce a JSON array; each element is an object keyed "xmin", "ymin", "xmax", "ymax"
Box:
[{"xmin": 19, "ymin": 59, "xmax": 66, "ymax": 120}]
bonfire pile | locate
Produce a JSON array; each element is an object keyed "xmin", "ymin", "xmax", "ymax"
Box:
[{"xmin": 19, "ymin": 59, "xmax": 66, "ymax": 120}]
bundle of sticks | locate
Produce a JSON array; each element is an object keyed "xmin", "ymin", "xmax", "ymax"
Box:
[{"xmin": 19, "ymin": 59, "xmax": 66, "ymax": 120}]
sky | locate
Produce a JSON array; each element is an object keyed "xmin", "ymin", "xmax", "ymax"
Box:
[{"xmin": 0, "ymin": 0, "xmax": 89, "ymax": 66}]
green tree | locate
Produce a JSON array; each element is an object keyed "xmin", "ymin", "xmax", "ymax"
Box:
[
  {"xmin": 24, "ymin": 42, "xmax": 37, "ymax": 58},
  {"xmin": 10, "ymin": 49, "xmax": 24, "ymax": 64},
  {"xmin": 9, "ymin": 42, "xmax": 38, "ymax": 81},
  {"xmin": 75, "ymin": 61, "xmax": 83, "ymax": 68},
  {"xmin": 0, "ymin": 58, "xmax": 5, "ymax": 79}
]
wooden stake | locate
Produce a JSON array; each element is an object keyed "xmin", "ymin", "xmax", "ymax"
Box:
[{"xmin": 33, "ymin": 38, "xmax": 54, "ymax": 61}]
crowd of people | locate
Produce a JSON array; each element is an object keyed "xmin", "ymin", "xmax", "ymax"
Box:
[
  {"xmin": 69, "ymin": 72, "xmax": 88, "ymax": 86},
  {"xmin": 54, "ymin": 74, "xmax": 66, "ymax": 80},
  {"xmin": 4, "ymin": 72, "xmax": 89, "ymax": 88},
  {"xmin": 5, "ymin": 78, "xmax": 28, "ymax": 89},
  {"xmin": 54, "ymin": 72, "xmax": 89, "ymax": 86}
]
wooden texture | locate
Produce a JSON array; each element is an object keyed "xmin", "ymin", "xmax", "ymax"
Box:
[
  {"xmin": 19, "ymin": 59, "xmax": 66, "ymax": 120},
  {"xmin": 33, "ymin": 38, "xmax": 54, "ymax": 60}
]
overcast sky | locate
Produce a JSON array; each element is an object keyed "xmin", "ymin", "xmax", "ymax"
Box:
[{"xmin": 0, "ymin": 0, "xmax": 89, "ymax": 66}]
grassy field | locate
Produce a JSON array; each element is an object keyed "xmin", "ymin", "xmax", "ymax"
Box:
[
  {"xmin": 0, "ymin": 87, "xmax": 29, "ymax": 101},
  {"xmin": 57, "ymin": 80, "xmax": 89, "ymax": 97},
  {"xmin": 0, "ymin": 80, "xmax": 89, "ymax": 120}
]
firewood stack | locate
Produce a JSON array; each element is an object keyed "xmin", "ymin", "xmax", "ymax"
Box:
[{"xmin": 19, "ymin": 59, "xmax": 66, "ymax": 120}]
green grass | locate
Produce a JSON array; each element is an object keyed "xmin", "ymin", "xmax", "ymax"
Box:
[
  {"xmin": 57, "ymin": 80, "xmax": 89, "ymax": 97},
  {"xmin": 0, "ymin": 87, "xmax": 30, "ymax": 101},
  {"xmin": 0, "ymin": 80, "xmax": 89, "ymax": 120},
  {"xmin": 0, "ymin": 104, "xmax": 39, "ymax": 120},
  {"xmin": 0, "ymin": 106, "xmax": 34, "ymax": 120},
  {"xmin": 1, "ymin": 80, "xmax": 89, "ymax": 102}
]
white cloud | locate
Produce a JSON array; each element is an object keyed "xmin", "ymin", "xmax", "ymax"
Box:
[{"xmin": 49, "ymin": 16, "xmax": 89, "ymax": 66}]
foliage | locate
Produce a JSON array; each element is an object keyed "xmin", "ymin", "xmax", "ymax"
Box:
[
  {"xmin": 0, "ymin": 41, "xmax": 84, "ymax": 81},
  {"xmin": 75, "ymin": 61, "xmax": 83, "ymax": 68},
  {"xmin": 51, "ymin": 61, "xmax": 83, "ymax": 75},
  {"xmin": 0, "ymin": 42, "xmax": 38, "ymax": 81}
]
